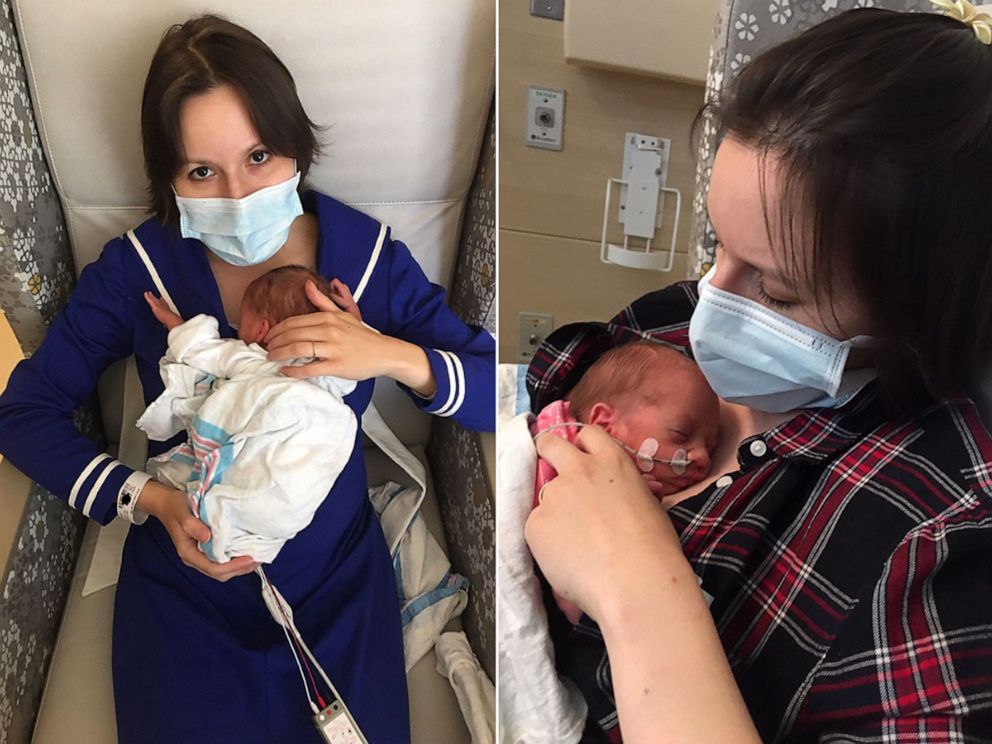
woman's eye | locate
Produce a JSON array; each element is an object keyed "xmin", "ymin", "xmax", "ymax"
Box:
[
  {"xmin": 249, "ymin": 150, "xmax": 271, "ymax": 165},
  {"xmin": 756, "ymin": 278, "xmax": 793, "ymax": 310},
  {"xmin": 188, "ymin": 166, "xmax": 212, "ymax": 180}
]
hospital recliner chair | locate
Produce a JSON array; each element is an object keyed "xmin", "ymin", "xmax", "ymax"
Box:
[{"xmin": 0, "ymin": 2, "xmax": 494, "ymax": 742}]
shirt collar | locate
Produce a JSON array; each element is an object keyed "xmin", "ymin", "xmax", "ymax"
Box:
[{"xmin": 759, "ymin": 382, "xmax": 887, "ymax": 463}]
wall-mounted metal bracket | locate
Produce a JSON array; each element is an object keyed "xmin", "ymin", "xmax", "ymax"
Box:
[{"xmin": 600, "ymin": 132, "xmax": 682, "ymax": 272}]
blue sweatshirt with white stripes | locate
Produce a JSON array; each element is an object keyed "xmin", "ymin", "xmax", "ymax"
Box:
[{"xmin": 0, "ymin": 191, "xmax": 494, "ymax": 525}]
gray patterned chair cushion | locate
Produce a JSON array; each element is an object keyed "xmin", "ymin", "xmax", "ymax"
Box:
[
  {"xmin": 0, "ymin": 1, "xmax": 100, "ymax": 741},
  {"xmin": 427, "ymin": 102, "xmax": 496, "ymax": 681},
  {"xmin": 689, "ymin": 0, "xmax": 937, "ymax": 279}
]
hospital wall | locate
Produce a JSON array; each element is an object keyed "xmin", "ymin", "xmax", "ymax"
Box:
[{"xmin": 498, "ymin": 4, "xmax": 707, "ymax": 362}]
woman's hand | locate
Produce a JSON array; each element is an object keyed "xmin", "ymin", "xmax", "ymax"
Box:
[
  {"xmin": 137, "ymin": 480, "xmax": 259, "ymax": 582},
  {"xmin": 528, "ymin": 425, "xmax": 762, "ymax": 743},
  {"xmin": 264, "ymin": 280, "xmax": 437, "ymax": 396},
  {"xmin": 526, "ymin": 424, "xmax": 687, "ymax": 622}
]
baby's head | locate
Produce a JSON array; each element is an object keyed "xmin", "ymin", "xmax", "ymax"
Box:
[
  {"xmin": 238, "ymin": 265, "xmax": 332, "ymax": 347},
  {"xmin": 567, "ymin": 341, "xmax": 720, "ymax": 496}
]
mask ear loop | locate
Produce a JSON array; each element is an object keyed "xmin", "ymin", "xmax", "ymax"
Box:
[{"xmin": 532, "ymin": 423, "xmax": 692, "ymax": 475}]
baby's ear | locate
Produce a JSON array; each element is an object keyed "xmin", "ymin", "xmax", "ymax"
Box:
[
  {"xmin": 255, "ymin": 318, "xmax": 271, "ymax": 344},
  {"xmin": 586, "ymin": 402, "xmax": 616, "ymax": 432}
]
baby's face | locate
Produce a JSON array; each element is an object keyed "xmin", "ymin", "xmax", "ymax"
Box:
[{"xmin": 610, "ymin": 365, "xmax": 720, "ymax": 496}]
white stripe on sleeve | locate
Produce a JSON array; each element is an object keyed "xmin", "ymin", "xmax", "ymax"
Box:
[
  {"xmin": 433, "ymin": 349, "xmax": 458, "ymax": 415},
  {"xmin": 82, "ymin": 459, "xmax": 122, "ymax": 518},
  {"xmin": 69, "ymin": 453, "xmax": 112, "ymax": 510},
  {"xmin": 434, "ymin": 350, "xmax": 465, "ymax": 417}
]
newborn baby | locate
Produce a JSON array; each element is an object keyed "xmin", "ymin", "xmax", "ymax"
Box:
[
  {"xmin": 531, "ymin": 340, "xmax": 720, "ymax": 623},
  {"xmin": 531, "ymin": 340, "xmax": 720, "ymax": 744},
  {"xmin": 533, "ymin": 340, "xmax": 719, "ymax": 502},
  {"xmin": 137, "ymin": 265, "xmax": 361, "ymax": 564}
]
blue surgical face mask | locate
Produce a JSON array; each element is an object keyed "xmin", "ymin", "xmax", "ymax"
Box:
[
  {"xmin": 174, "ymin": 170, "xmax": 303, "ymax": 266},
  {"xmin": 688, "ymin": 267, "xmax": 877, "ymax": 412}
]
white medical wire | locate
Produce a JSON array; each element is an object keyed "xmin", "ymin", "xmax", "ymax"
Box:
[
  {"xmin": 281, "ymin": 607, "xmax": 320, "ymax": 714},
  {"xmin": 291, "ymin": 608, "xmax": 366, "ymax": 734},
  {"xmin": 281, "ymin": 595, "xmax": 364, "ymax": 733},
  {"xmin": 257, "ymin": 566, "xmax": 366, "ymax": 736},
  {"xmin": 257, "ymin": 566, "xmax": 320, "ymax": 714}
]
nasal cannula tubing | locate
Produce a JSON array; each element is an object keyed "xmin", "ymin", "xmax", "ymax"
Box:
[{"xmin": 533, "ymin": 420, "xmax": 692, "ymax": 475}]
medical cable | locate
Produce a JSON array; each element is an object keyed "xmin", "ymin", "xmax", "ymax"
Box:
[
  {"xmin": 257, "ymin": 565, "xmax": 365, "ymax": 731},
  {"xmin": 257, "ymin": 566, "xmax": 328, "ymax": 713},
  {"xmin": 277, "ymin": 593, "xmax": 321, "ymax": 713},
  {"xmin": 264, "ymin": 568, "xmax": 367, "ymax": 739},
  {"xmin": 267, "ymin": 578, "xmax": 327, "ymax": 708},
  {"xmin": 275, "ymin": 589, "xmax": 326, "ymax": 710}
]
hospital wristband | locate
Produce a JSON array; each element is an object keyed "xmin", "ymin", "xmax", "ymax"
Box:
[{"xmin": 117, "ymin": 471, "xmax": 153, "ymax": 525}]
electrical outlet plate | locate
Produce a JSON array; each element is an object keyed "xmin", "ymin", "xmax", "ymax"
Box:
[
  {"xmin": 526, "ymin": 86, "xmax": 565, "ymax": 151},
  {"xmin": 530, "ymin": 0, "xmax": 565, "ymax": 21},
  {"xmin": 518, "ymin": 312, "xmax": 553, "ymax": 362}
]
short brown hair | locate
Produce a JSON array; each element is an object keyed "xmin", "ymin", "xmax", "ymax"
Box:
[
  {"xmin": 241, "ymin": 265, "xmax": 331, "ymax": 324},
  {"xmin": 701, "ymin": 9, "xmax": 992, "ymax": 411},
  {"xmin": 567, "ymin": 341, "xmax": 693, "ymax": 422},
  {"xmin": 141, "ymin": 14, "xmax": 322, "ymax": 227}
]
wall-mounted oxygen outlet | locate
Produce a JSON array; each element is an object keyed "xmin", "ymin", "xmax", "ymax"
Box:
[
  {"xmin": 518, "ymin": 312, "xmax": 553, "ymax": 362},
  {"xmin": 526, "ymin": 86, "xmax": 565, "ymax": 151}
]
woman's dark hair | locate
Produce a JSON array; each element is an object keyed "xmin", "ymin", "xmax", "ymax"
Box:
[
  {"xmin": 701, "ymin": 8, "xmax": 992, "ymax": 412},
  {"xmin": 141, "ymin": 14, "xmax": 322, "ymax": 228}
]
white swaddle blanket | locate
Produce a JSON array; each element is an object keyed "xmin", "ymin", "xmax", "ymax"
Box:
[
  {"xmin": 136, "ymin": 314, "xmax": 358, "ymax": 564},
  {"xmin": 369, "ymin": 481, "xmax": 469, "ymax": 672},
  {"xmin": 436, "ymin": 631, "xmax": 496, "ymax": 744},
  {"xmin": 497, "ymin": 412, "xmax": 587, "ymax": 744}
]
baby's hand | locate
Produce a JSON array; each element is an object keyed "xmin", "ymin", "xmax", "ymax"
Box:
[
  {"xmin": 144, "ymin": 291, "xmax": 184, "ymax": 331},
  {"xmin": 327, "ymin": 278, "xmax": 362, "ymax": 321}
]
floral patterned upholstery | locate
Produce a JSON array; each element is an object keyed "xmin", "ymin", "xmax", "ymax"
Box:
[
  {"xmin": 426, "ymin": 102, "xmax": 496, "ymax": 681},
  {"xmin": 689, "ymin": 0, "xmax": 937, "ymax": 278},
  {"xmin": 0, "ymin": 2, "xmax": 102, "ymax": 741}
]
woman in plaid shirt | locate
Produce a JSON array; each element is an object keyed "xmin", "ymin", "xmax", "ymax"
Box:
[{"xmin": 527, "ymin": 8, "xmax": 992, "ymax": 743}]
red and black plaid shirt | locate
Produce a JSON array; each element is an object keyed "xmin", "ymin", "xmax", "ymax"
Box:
[{"xmin": 528, "ymin": 281, "xmax": 992, "ymax": 742}]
